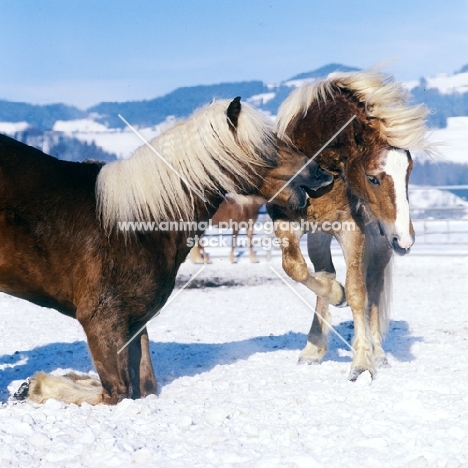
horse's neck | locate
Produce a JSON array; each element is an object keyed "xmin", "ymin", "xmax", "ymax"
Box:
[
  {"xmin": 193, "ymin": 193, "xmax": 226, "ymax": 224},
  {"xmin": 347, "ymin": 189, "xmax": 372, "ymax": 225}
]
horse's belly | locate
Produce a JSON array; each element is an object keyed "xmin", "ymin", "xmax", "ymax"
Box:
[{"xmin": 0, "ymin": 217, "xmax": 77, "ymax": 315}]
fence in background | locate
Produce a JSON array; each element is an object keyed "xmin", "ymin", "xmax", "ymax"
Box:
[
  {"xmin": 195, "ymin": 186, "xmax": 468, "ymax": 260},
  {"xmin": 409, "ymin": 185, "xmax": 468, "ymax": 246}
]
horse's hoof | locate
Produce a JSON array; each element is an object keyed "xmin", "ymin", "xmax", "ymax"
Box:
[
  {"xmin": 297, "ymin": 356, "xmax": 321, "ymax": 365},
  {"xmin": 375, "ymin": 357, "xmax": 391, "ymax": 368},
  {"xmin": 348, "ymin": 366, "xmax": 373, "ymax": 382},
  {"xmin": 334, "ymin": 283, "xmax": 347, "ymax": 308},
  {"xmin": 13, "ymin": 378, "xmax": 31, "ymax": 401}
]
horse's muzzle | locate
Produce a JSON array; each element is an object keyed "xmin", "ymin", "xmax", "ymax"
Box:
[
  {"xmin": 392, "ymin": 237, "xmax": 412, "ymax": 256},
  {"xmin": 313, "ymin": 165, "xmax": 334, "ymax": 189}
]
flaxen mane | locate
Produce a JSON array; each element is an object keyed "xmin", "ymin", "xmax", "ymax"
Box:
[
  {"xmin": 276, "ymin": 70, "xmax": 433, "ymax": 152},
  {"xmin": 96, "ymin": 100, "xmax": 276, "ymax": 231}
]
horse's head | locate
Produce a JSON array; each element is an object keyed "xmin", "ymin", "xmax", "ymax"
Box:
[
  {"xmin": 274, "ymin": 70, "xmax": 435, "ymax": 254},
  {"xmin": 226, "ymin": 97, "xmax": 333, "ymax": 210},
  {"xmin": 259, "ymin": 139, "xmax": 334, "ymax": 209},
  {"xmin": 347, "ymin": 147, "xmax": 414, "ymax": 255}
]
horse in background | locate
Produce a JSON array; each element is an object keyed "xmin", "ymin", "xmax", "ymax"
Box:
[
  {"xmin": 189, "ymin": 195, "xmax": 264, "ymax": 264},
  {"xmin": 1, "ymin": 96, "xmax": 335, "ymax": 405},
  {"xmin": 269, "ymin": 70, "xmax": 435, "ymax": 381}
]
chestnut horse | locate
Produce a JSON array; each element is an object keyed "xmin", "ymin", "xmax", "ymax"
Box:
[
  {"xmin": 268, "ymin": 71, "xmax": 434, "ymax": 381},
  {"xmin": 1, "ymin": 97, "xmax": 335, "ymax": 405},
  {"xmin": 189, "ymin": 195, "xmax": 264, "ymax": 264}
]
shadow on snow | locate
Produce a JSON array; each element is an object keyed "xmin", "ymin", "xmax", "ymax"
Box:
[{"xmin": 0, "ymin": 320, "xmax": 421, "ymax": 403}]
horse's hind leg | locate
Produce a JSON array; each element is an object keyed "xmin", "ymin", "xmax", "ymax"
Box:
[
  {"xmin": 298, "ymin": 231, "xmax": 335, "ymax": 364},
  {"xmin": 189, "ymin": 245, "xmax": 204, "ymax": 264},
  {"xmin": 189, "ymin": 241, "xmax": 211, "ymax": 264},
  {"xmin": 128, "ymin": 325, "xmax": 158, "ymax": 398},
  {"xmin": 247, "ymin": 226, "xmax": 259, "ymax": 263},
  {"xmin": 229, "ymin": 227, "xmax": 239, "ymax": 263}
]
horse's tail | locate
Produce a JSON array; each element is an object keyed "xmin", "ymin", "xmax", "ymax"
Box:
[{"xmin": 18, "ymin": 372, "xmax": 103, "ymax": 405}]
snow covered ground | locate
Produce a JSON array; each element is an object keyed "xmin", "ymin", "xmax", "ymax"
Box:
[{"xmin": 1, "ymin": 248, "xmax": 468, "ymax": 467}]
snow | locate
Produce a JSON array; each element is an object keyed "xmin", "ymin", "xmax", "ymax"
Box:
[
  {"xmin": 72, "ymin": 128, "xmax": 150, "ymax": 160},
  {"xmin": 282, "ymin": 78, "xmax": 315, "ymax": 88},
  {"xmin": 0, "ymin": 121, "xmax": 29, "ymax": 135},
  {"xmin": 51, "ymin": 124, "xmax": 159, "ymax": 160},
  {"xmin": 405, "ymin": 71, "xmax": 468, "ymax": 95},
  {"xmin": 414, "ymin": 117, "xmax": 468, "ymax": 164},
  {"xmin": 247, "ymin": 93, "xmax": 276, "ymax": 106},
  {"xmin": 1, "ymin": 249, "xmax": 468, "ymax": 466},
  {"xmin": 51, "ymin": 116, "xmax": 178, "ymax": 160},
  {"xmin": 53, "ymin": 118, "xmax": 110, "ymax": 133}
]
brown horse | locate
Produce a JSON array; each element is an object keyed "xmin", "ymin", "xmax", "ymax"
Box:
[
  {"xmin": 1, "ymin": 97, "xmax": 335, "ymax": 405},
  {"xmin": 268, "ymin": 71, "xmax": 434, "ymax": 381},
  {"xmin": 189, "ymin": 195, "xmax": 264, "ymax": 264}
]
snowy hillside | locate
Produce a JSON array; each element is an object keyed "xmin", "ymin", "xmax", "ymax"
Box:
[
  {"xmin": 426, "ymin": 116, "xmax": 468, "ymax": 164},
  {"xmin": 406, "ymin": 70, "xmax": 468, "ymax": 95},
  {"xmin": 1, "ymin": 63, "xmax": 467, "ymax": 165},
  {"xmin": 53, "ymin": 118, "xmax": 163, "ymax": 160}
]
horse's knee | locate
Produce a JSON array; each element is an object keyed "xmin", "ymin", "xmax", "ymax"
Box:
[
  {"xmin": 282, "ymin": 253, "xmax": 309, "ymax": 282},
  {"xmin": 345, "ymin": 285, "xmax": 366, "ymax": 312},
  {"xmin": 301, "ymin": 271, "xmax": 345, "ymax": 307}
]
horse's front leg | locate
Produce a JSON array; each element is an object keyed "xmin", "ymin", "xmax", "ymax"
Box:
[
  {"xmin": 229, "ymin": 227, "xmax": 239, "ymax": 263},
  {"xmin": 275, "ymin": 221, "xmax": 346, "ymax": 306},
  {"xmin": 27, "ymin": 309, "xmax": 136, "ymax": 405},
  {"xmin": 298, "ymin": 231, "xmax": 335, "ymax": 364},
  {"xmin": 81, "ymin": 317, "xmax": 134, "ymax": 405},
  {"xmin": 338, "ymin": 229, "xmax": 375, "ymax": 380},
  {"xmin": 128, "ymin": 325, "xmax": 158, "ymax": 399},
  {"xmin": 365, "ymin": 224, "xmax": 394, "ymax": 368},
  {"xmin": 247, "ymin": 226, "xmax": 259, "ymax": 263}
]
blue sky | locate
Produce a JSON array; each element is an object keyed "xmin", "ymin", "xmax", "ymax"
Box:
[{"xmin": 0, "ymin": 0, "xmax": 467, "ymax": 109}]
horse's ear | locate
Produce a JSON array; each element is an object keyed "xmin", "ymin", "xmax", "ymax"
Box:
[{"xmin": 227, "ymin": 96, "xmax": 241, "ymax": 129}]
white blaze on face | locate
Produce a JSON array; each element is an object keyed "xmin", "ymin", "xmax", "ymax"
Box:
[{"xmin": 382, "ymin": 148, "xmax": 413, "ymax": 250}]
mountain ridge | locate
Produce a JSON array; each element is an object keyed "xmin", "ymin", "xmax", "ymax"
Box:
[
  {"xmin": 1, "ymin": 63, "xmax": 468, "ymax": 130},
  {"xmin": 1, "ymin": 63, "xmax": 467, "ymax": 199}
]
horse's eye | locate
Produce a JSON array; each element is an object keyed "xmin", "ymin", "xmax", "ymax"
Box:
[{"xmin": 367, "ymin": 175, "xmax": 380, "ymax": 186}]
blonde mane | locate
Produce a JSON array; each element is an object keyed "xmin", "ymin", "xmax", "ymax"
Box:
[
  {"xmin": 276, "ymin": 70, "xmax": 434, "ymax": 152},
  {"xmin": 96, "ymin": 100, "xmax": 275, "ymax": 230}
]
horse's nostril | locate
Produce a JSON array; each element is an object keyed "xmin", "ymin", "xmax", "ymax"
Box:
[{"xmin": 392, "ymin": 236, "xmax": 411, "ymax": 256}]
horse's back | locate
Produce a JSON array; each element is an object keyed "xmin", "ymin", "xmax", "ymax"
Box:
[
  {"xmin": 0, "ymin": 133, "xmax": 101, "ymax": 199},
  {"xmin": 211, "ymin": 196, "xmax": 263, "ymax": 225},
  {"xmin": 0, "ymin": 134, "xmax": 103, "ymax": 314}
]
